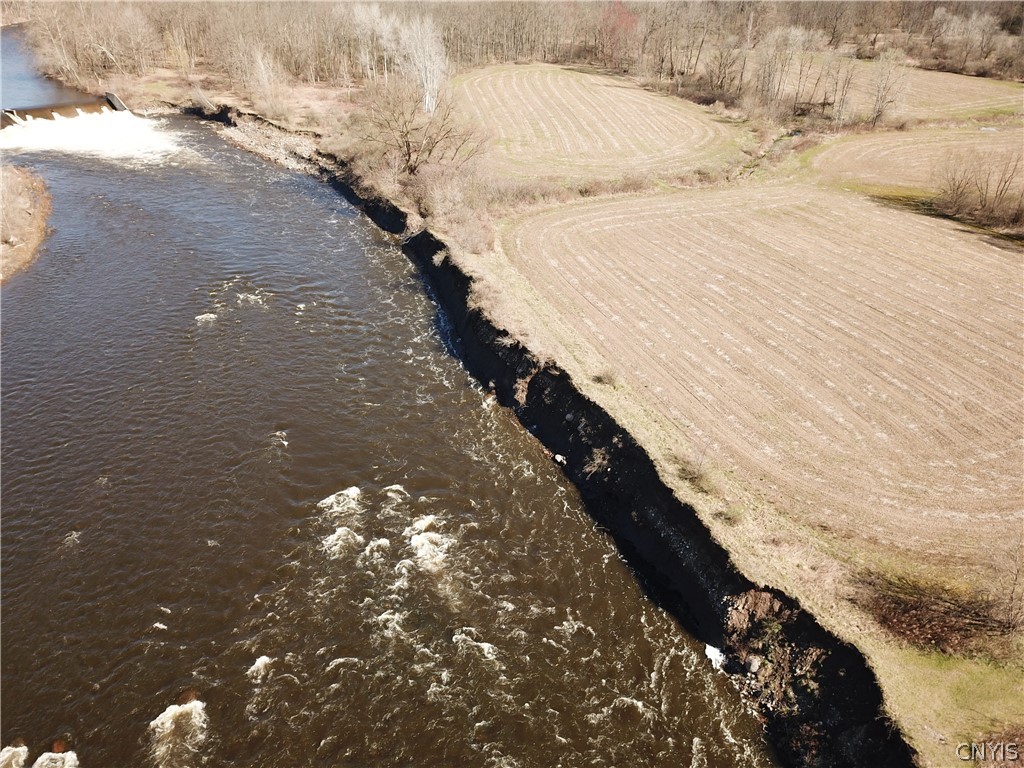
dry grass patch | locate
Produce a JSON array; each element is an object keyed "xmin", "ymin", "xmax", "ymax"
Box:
[
  {"xmin": 848, "ymin": 59, "xmax": 1023, "ymax": 120},
  {"xmin": 454, "ymin": 63, "xmax": 750, "ymax": 181}
]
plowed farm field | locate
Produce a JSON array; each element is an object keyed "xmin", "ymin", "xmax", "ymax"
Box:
[
  {"xmin": 740, "ymin": 53, "xmax": 1024, "ymax": 121},
  {"xmin": 841, "ymin": 59, "xmax": 1024, "ymax": 119},
  {"xmin": 500, "ymin": 184, "xmax": 1023, "ymax": 563},
  {"xmin": 810, "ymin": 123, "xmax": 1024, "ymax": 192},
  {"xmin": 454, "ymin": 63, "xmax": 748, "ymax": 179}
]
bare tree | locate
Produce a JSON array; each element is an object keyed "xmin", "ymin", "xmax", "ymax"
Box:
[
  {"xmin": 935, "ymin": 149, "xmax": 1024, "ymax": 229},
  {"xmin": 821, "ymin": 50, "xmax": 857, "ymax": 124},
  {"xmin": 398, "ymin": 15, "xmax": 447, "ymax": 114},
  {"xmin": 358, "ymin": 80, "xmax": 483, "ymax": 177},
  {"xmin": 869, "ymin": 48, "xmax": 906, "ymax": 127}
]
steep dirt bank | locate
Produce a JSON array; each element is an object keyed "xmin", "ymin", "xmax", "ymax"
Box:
[
  {"xmin": 196, "ymin": 106, "xmax": 916, "ymax": 768},
  {"xmin": 1, "ymin": 164, "xmax": 51, "ymax": 283},
  {"xmin": 392, "ymin": 229, "xmax": 916, "ymax": 768}
]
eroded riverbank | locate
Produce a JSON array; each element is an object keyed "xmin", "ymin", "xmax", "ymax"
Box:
[
  {"xmin": 1, "ymin": 34, "xmax": 786, "ymax": 768},
  {"xmin": 195, "ymin": 106, "xmax": 917, "ymax": 767}
]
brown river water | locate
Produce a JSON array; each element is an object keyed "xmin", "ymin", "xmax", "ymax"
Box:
[{"xmin": 0, "ymin": 27, "xmax": 777, "ymax": 768}]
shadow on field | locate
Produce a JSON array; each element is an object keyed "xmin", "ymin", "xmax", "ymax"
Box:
[
  {"xmin": 867, "ymin": 192, "xmax": 1024, "ymax": 251},
  {"xmin": 854, "ymin": 570, "xmax": 1016, "ymax": 657}
]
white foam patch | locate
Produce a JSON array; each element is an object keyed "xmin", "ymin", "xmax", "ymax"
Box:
[
  {"xmin": 317, "ymin": 486, "xmax": 363, "ymax": 518},
  {"xmin": 374, "ymin": 610, "xmax": 407, "ymax": 640},
  {"xmin": 0, "ymin": 110, "xmax": 181, "ymax": 161},
  {"xmin": 690, "ymin": 736, "xmax": 707, "ymax": 768},
  {"xmin": 402, "ymin": 516, "xmax": 453, "ymax": 574},
  {"xmin": 195, "ymin": 313, "xmax": 217, "ymax": 325},
  {"xmin": 704, "ymin": 644, "xmax": 726, "ymax": 671},
  {"xmin": 0, "ymin": 746, "xmax": 28, "ymax": 768},
  {"xmin": 236, "ymin": 290, "xmax": 269, "ymax": 307},
  {"xmin": 28, "ymin": 753, "xmax": 78, "ymax": 768},
  {"xmin": 148, "ymin": 700, "xmax": 208, "ymax": 768},
  {"xmin": 404, "ymin": 515, "xmax": 437, "ymax": 534},
  {"xmin": 246, "ymin": 655, "xmax": 276, "ymax": 683},
  {"xmin": 383, "ymin": 484, "xmax": 409, "ymax": 499},
  {"xmin": 453, "ymin": 629, "xmax": 500, "ymax": 663},
  {"xmin": 409, "ymin": 532, "xmax": 450, "ymax": 573},
  {"xmin": 358, "ymin": 537, "xmax": 391, "ymax": 567},
  {"xmin": 392, "ymin": 558, "xmax": 416, "ymax": 590},
  {"xmin": 325, "ymin": 657, "xmax": 360, "ymax": 673},
  {"xmin": 322, "ymin": 526, "xmax": 365, "ymax": 558}
]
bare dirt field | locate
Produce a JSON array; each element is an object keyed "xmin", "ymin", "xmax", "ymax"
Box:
[
  {"xmin": 498, "ymin": 183, "xmax": 1022, "ymax": 567},
  {"xmin": 850, "ymin": 59, "xmax": 1024, "ymax": 120},
  {"xmin": 741, "ymin": 52, "xmax": 1024, "ymax": 122},
  {"xmin": 454, "ymin": 63, "xmax": 750, "ymax": 180},
  {"xmin": 809, "ymin": 122, "xmax": 1024, "ymax": 192}
]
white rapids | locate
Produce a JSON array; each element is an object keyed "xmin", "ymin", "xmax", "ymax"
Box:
[
  {"xmin": 148, "ymin": 699, "xmax": 208, "ymax": 768},
  {"xmin": 0, "ymin": 109, "xmax": 181, "ymax": 161}
]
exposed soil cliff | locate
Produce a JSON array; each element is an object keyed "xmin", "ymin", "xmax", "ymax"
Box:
[{"xmin": 196, "ymin": 105, "xmax": 918, "ymax": 768}]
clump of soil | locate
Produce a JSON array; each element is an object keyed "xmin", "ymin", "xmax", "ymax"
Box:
[
  {"xmin": 855, "ymin": 572, "xmax": 1007, "ymax": 655},
  {"xmin": 1, "ymin": 164, "xmax": 51, "ymax": 282}
]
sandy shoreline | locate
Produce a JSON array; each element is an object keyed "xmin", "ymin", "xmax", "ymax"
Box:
[{"xmin": 1, "ymin": 164, "xmax": 51, "ymax": 284}]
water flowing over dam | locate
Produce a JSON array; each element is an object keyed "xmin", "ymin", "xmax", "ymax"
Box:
[{"xmin": 0, "ymin": 27, "xmax": 779, "ymax": 768}]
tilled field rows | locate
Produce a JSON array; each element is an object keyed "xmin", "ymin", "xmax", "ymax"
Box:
[
  {"xmin": 503, "ymin": 185, "xmax": 1023, "ymax": 559},
  {"xmin": 810, "ymin": 124, "xmax": 1024, "ymax": 191},
  {"xmin": 455, "ymin": 64, "xmax": 745, "ymax": 179},
  {"xmin": 868, "ymin": 61, "xmax": 1024, "ymax": 119},
  {"xmin": 741, "ymin": 53, "xmax": 1024, "ymax": 121}
]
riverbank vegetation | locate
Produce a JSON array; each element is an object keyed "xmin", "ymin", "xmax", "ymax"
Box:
[
  {"xmin": 0, "ymin": 164, "xmax": 50, "ymax": 283},
  {"xmin": 5, "ymin": 2, "xmax": 1022, "ymax": 765}
]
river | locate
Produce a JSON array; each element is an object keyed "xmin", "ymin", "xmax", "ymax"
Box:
[{"xmin": 0, "ymin": 27, "xmax": 776, "ymax": 768}]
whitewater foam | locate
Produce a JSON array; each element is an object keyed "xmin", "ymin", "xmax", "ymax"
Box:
[
  {"xmin": 246, "ymin": 655, "xmax": 276, "ymax": 684},
  {"xmin": 28, "ymin": 752, "xmax": 78, "ymax": 768},
  {"xmin": 357, "ymin": 537, "xmax": 391, "ymax": 567},
  {"xmin": 0, "ymin": 745, "xmax": 27, "ymax": 768},
  {"xmin": 453, "ymin": 628, "xmax": 500, "ymax": 664},
  {"xmin": 374, "ymin": 610, "xmax": 407, "ymax": 641},
  {"xmin": 0, "ymin": 110, "xmax": 181, "ymax": 162},
  {"xmin": 148, "ymin": 699, "xmax": 208, "ymax": 768},
  {"xmin": 383, "ymin": 484, "xmax": 409, "ymax": 499},
  {"xmin": 704, "ymin": 645, "xmax": 726, "ymax": 671},
  {"xmin": 317, "ymin": 486, "xmax": 363, "ymax": 518},
  {"xmin": 321, "ymin": 526, "xmax": 365, "ymax": 558},
  {"xmin": 235, "ymin": 290, "xmax": 269, "ymax": 307},
  {"xmin": 409, "ymin": 531, "xmax": 450, "ymax": 573}
]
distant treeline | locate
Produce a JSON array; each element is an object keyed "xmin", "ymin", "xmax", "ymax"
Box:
[{"xmin": 7, "ymin": 1, "xmax": 1023, "ymax": 95}]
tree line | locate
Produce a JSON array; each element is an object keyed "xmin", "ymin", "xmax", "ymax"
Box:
[
  {"xmin": 7, "ymin": 1, "xmax": 1020, "ymax": 235},
  {"xmin": 9, "ymin": 1, "xmax": 1023, "ymax": 101}
]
